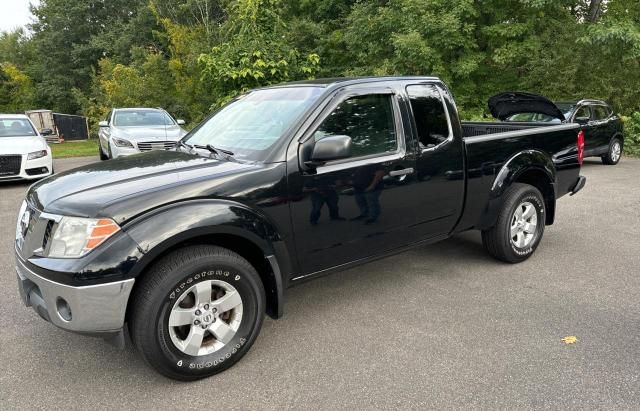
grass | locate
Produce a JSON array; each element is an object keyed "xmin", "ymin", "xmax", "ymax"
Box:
[{"xmin": 50, "ymin": 139, "xmax": 99, "ymax": 159}]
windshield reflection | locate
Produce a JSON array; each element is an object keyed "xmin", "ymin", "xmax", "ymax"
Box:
[{"xmin": 184, "ymin": 87, "xmax": 324, "ymax": 161}]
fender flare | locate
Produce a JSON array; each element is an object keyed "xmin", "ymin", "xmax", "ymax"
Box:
[
  {"xmin": 610, "ymin": 132, "xmax": 624, "ymax": 147},
  {"xmin": 479, "ymin": 150, "xmax": 557, "ymax": 229},
  {"xmin": 123, "ymin": 199, "xmax": 291, "ymax": 318}
]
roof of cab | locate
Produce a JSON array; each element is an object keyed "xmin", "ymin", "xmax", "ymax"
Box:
[{"xmin": 265, "ymin": 76, "xmax": 442, "ymax": 89}]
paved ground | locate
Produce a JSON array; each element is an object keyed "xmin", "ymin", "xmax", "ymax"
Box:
[{"xmin": 1, "ymin": 156, "xmax": 639, "ymax": 409}]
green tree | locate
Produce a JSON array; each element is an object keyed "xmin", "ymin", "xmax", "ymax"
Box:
[{"xmin": 198, "ymin": 0, "xmax": 320, "ymax": 108}]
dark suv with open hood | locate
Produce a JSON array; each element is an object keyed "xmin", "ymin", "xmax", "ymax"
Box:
[{"xmin": 493, "ymin": 92, "xmax": 624, "ymax": 165}]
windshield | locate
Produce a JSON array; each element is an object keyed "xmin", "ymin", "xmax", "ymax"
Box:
[
  {"xmin": 505, "ymin": 113, "xmax": 561, "ymax": 123},
  {"xmin": 555, "ymin": 103, "xmax": 576, "ymax": 119},
  {"xmin": 0, "ymin": 118, "xmax": 37, "ymax": 137},
  {"xmin": 113, "ymin": 110, "xmax": 175, "ymax": 127},
  {"xmin": 184, "ymin": 87, "xmax": 324, "ymax": 161}
]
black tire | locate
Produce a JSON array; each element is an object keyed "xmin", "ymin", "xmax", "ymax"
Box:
[
  {"xmin": 601, "ymin": 138, "xmax": 622, "ymax": 165},
  {"xmin": 99, "ymin": 143, "xmax": 108, "ymax": 161},
  {"xmin": 481, "ymin": 183, "xmax": 545, "ymax": 263},
  {"xmin": 129, "ymin": 245, "xmax": 266, "ymax": 381}
]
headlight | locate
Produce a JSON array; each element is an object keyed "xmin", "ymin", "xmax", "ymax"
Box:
[
  {"xmin": 113, "ymin": 138, "xmax": 134, "ymax": 148},
  {"xmin": 48, "ymin": 217, "xmax": 120, "ymax": 258},
  {"xmin": 27, "ymin": 150, "xmax": 48, "ymax": 160},
  {"xmin": 15, "ymin": 200, "xmax": 28, "ymax": 240}
]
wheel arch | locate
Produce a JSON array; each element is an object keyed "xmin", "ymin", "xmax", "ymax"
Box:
[
  {"xmin": 480, "ymin": 150, "xmax": 557, "ymax": 229},
  {"xmin": 123, "ymin": 200, "xmax": 291, "ymax": 320}
]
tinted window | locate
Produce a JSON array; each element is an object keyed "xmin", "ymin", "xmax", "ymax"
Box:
[
  {"xmin": 593, "ymin": 106, "xmax": 610, "ymax": 120},
  {"xmin": 313, "ymin": 94, "xmax": 397, "ymax": 158},
  {"xmin": 0, "ymin": 118, "xmax": 37, "ymax": 137},
  {"xmin": 406, "ymin": 85, "xmax": 449, "ymax": 149},
  {"xmin": 574, "ymin": 106, "xmax": 591, "ymax": 120}
]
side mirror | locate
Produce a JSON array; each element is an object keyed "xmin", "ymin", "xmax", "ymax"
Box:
[
  {"xmin": 99, "ymin": 121, "xmax": 109, "ymax": 127},
  {"xmin": 310, "ymin": 135, "xmax": 352, "ymax": 163},
  {"xmin": 176, "ymin": 119, "xmax": 186, "ymax": 125},
  {"xmin": 40, "ymin": 128, "xmax": 53, "ymax": 136},
  {"xmin": 575, "ymin": 116, "xmax": 590, "ymax": 125}
]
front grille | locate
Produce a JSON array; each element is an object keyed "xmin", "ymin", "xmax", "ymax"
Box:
[
  {"xmin": 137, "ymin": 141, "xmax": 177, "ymax": 152},
  {"xmin": 0, "ymin": 155, "xmax": 22, "ymax": 176}
]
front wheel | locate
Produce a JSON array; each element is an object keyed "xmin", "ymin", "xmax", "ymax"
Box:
[
  {"xmin": 99, "ymin": 143, "xmax": 108, "ymax": 161},
  {"xmin": 129, "ymin": 245, "xmax": 266, "ymax": 380},
  {"xmin": 482, "ymin": 183, "xmax": 545, "ymax": 263},
  {"xmin": 601, "ymin": 138, "xmax": 622, "ymax": 165}
]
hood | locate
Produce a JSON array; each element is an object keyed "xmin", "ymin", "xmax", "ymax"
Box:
[
  {"xmin": 27, "ymin": 151, "xmax": 263, "ymax": 223},
  {"xmin": 0, "ymin": 136, "xmax": 48, "ymax": 155},
  {"xmin": 111, "ymin": 125, "xmax": 186, "ymax": 142},
  {"xmin": 488, "ymin": 92, "xmax": 565, "ymax": 122}
]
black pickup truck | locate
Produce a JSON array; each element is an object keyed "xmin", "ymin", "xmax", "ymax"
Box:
[{"xmin": 15, "ymin": 77, "xmax": 586, "ymax": 380}]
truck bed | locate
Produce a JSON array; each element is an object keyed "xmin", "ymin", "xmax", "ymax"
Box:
[{"xmin": 461, "ymin": 121, "xmax": 557, "ymax": 138}]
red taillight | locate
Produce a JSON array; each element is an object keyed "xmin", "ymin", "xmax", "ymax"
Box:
[{"xmin": 577, "ymin": 130, "xmax": 585, "ymax": 165}]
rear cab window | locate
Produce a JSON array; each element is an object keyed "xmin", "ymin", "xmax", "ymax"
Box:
[{"xmin": 405, "ymin": 84, "xmax": 451, "ymax": 150}]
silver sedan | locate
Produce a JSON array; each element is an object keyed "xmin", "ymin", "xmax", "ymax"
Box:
[{"xmin": 98, "ymin": 108, "xmax": 187, "ymax": 160}]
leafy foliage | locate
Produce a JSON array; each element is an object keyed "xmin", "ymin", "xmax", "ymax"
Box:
[
  {"xmin": 199, "ymin": 0, "xmax": 320, "ymax": 108},
  {"xmin": 0, "ymin": 0, "xmax": 638, "ymax": 155}
]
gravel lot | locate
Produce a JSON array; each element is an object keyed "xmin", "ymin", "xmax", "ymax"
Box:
[{"xmin": 1, "ymin": 156, "xmax": 639, "ymax": 409}]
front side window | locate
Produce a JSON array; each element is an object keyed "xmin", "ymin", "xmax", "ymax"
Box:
[
  {"xmin": 0, "ymin": 118, "xmax": 37, "ymax": 137},
  {"xmin": 593, "ymin": 106, "xmax": 610, "ymax": 120},
  {"xmin": 574, "ymin": 106, "xmax": 591, "ymax": 121},
  {"xmin": 313, "ymin": 94, "xmax": 397, "ymax": 158},
  {"xmin": 113, "ymin": 110, "xmax": 175, "ymax": 127},
  {"xmin": 406, "ymin": 85, "xmax": 450, "ymax": 149}
]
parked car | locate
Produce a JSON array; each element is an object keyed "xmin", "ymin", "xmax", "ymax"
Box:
[
  {"xmin": 0, "ymin": 114, "xmax": 53, "ymax": 181},
  {"xmin": 98, "ymin": 108, "xmax": 187, "ymax": 159},
  {"xmin": 494, "ymin": 92, "xmax": 624, "ymax": 165},
  {"xmin": 16, "ymin": 77, "xmax": 585, "ymax": 380}
]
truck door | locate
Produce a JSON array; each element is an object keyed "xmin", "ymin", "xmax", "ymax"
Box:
[
  {"xmin": 405, "ymin": 84, "xmax": 465, "ymax": 237},
  {"xmin": 287, "ymin": 88, "xmax": 421, "ymax": 275},
  {"xmin": 591, "ymin": 105, "xmax": 614, "ymax": 153}
]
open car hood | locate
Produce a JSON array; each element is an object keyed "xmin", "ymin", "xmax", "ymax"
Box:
[{"xmin": 488, "ymin": 92, "xmax": 565, "ymax": 122}]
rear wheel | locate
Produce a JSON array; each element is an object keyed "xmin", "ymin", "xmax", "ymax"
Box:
[
  {"xmin": 482, "ymin": 183, "xmax": 545, "ymax": 263},
  {"xmin": 129, "ymin": 245, "xmax": 265, "ymax": 381},
  {"xmin": 601, "ymin": 138, "xmax": 622, "ymax": 165}
]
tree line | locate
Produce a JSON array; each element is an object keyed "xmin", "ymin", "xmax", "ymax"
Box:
[{"xmin": 0, "ymin": 0, "xmax": 638, "ymax": 153}]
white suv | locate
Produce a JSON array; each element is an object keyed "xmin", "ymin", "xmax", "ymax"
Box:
[{"xmin": 0, "ymin": 114, "xmax": 53, "ymax": 181}]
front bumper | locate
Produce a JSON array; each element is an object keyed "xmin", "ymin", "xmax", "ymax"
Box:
[
  {"xmin": 0, "ymin": 153, "xmax": 53, "ymax": 181},
  {"xmin": 16, "ymin": 257, "xmax": 134, "ymax": 334},
  {"xmin": 110, "ymin": 143, "xmax": 139, "ymax": 159}
]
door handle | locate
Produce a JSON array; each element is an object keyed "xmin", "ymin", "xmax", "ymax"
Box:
[{"xmin": 389, "ymin": 168, "xmax": 414, "ymax": 177}]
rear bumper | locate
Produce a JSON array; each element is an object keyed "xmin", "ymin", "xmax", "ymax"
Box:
[
  {"xmin": 16, "ymin": 257, "xmax": 134, "ymax": 334},
  {"xmin": 570, "ymin": 175, "xmax": 586, "ymax": 196}
]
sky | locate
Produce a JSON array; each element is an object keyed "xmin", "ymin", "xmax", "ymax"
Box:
[{"xmin": 0, "ymin": 0, "xmax": 38, "ymax": 33}]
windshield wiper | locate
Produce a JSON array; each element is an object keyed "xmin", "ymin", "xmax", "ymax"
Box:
[
  {"xmin": 178, "ymin": 141, "xmax": 193, "ymax": 152},
  {"xmin": 192, "ymin": 144, "xmax": 236, "ymax": 160},
  {"xmin": 206, "ymin": 144, "xmax": 234, "ymax": 156}
]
